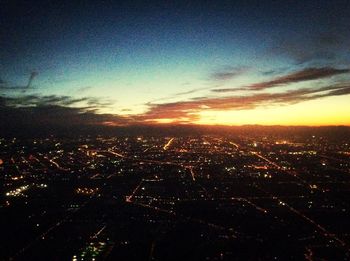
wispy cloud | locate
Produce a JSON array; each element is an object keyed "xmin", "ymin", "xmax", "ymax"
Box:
[
  {"xmin": 247, "ymin": 67, "xmax": 349, "ymax": 90},
  {"xmin": 140, "ymin": 83, "xmax": 350, "ymax": 122},
  {"xmin": 212, "ymin": 67, "xmax": 349, "ymax": 93},
  {"xmin": 211, "ymin": 87, "xmax": 246, "ymax": 93},
  {"xmin": 210, "ymin": 66, "xmax": 249, "ymax": 81},
  {"xmin": 150, "ymin": 66, "xmax": 250, "ymax": 103},
  {"xmin": 149, "ymin": 87, "xmax": 212, "ymax": 104},
  {"xmin": 75, "ymin": 86, "xmax": 93, "ymax": 93},
  {"xmin": 174, "ymin": 87, "xmax": 211, "ymax": 96}
]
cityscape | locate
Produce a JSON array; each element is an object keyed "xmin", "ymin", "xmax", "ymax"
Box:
[
  {"xmin": 1, "ymin": 127, "xmax": 350, "ymax": 260},
  {"xmin": 2, "ymin": 0, "xmax": 350, "ymax": 260}
]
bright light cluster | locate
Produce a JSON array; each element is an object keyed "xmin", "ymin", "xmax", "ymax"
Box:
[{"xmin": 5, "ymin": 185, "xmax": 30, "ymax": 197}]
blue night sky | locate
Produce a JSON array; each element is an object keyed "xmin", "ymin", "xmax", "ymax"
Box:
[{"xmin": 1, "ymin": 0, "xmax": 350, "ymax": 126}]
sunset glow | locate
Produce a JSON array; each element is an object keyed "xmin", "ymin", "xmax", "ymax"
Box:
[{"xmin": 1, "ymin": 1, "xmax": 349, "ymax": 128}]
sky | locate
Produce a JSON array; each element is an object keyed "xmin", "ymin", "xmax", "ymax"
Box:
[{"xmin": 1, "ymin": 0, "xmax": 350, "ymax": 127}]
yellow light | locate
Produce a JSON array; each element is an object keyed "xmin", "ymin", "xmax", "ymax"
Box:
[{"xmin": 195, "ymin": 95, "xmax": 350, "ymax": 126}]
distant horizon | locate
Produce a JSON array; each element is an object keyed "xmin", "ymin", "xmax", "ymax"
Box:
[{"xmin": 1, "ymin": 121, "xmax": 350, "ymax": 139}]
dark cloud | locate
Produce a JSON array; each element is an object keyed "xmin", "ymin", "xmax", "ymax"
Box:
[
  {"xmin": 26, "ymin": 71, "xmax": 38, "ymax": 89},
  {"xmin": 4, "ymin": 95, "xmax": 85, "ymax": 107},
  {"xmin": 210, "ymin": 66, "xmax": 249, "ymax": 81},
  {"xmin": 85, "ymin": 97, "xmax": 115, "ymax": 109},
  {"xmin": 0, "ymin": 85, "xmax": 29, "ymax": 91},
  {"xmin": 247, "ymin": 67, "xmax": 349, "ymax": 90},
  {"xmin": 271, "ymin": 31, "xmax": 348, "ymax": 64},
  {"xmin": 1, "ymin": 95, "xmax": 115, "ymax": 112},
  {"xmin": 0, "ymin": 72, "xmax": 39, "ymax": 92},
  {"xmin": 319, "ymin": 86, "xmax": 350, "ymax": 97},
  {"xmin": 261, "ymin": 70, "xmax": 277, "ymax": 76},
  {"xmin": 260, "ymin": 67, "xmax": 289, "ymax": 76},
  {"xmin": 318, "ymin": 32, "xmax": 342, "ymax": 46},
  {"xmin": 213, "ymin": 67, "xmax": 349, "ymax": 93},
  {"xmin": 275, "ymin": 42, "xmax": 334, "ymax": 65},
  {"xmin": 0, "ymin": 95, "xmax": 132, "ymax": 130},
  {"xmin": 211, "ymin": 87, "xmax": 246, "ymax": 93}
]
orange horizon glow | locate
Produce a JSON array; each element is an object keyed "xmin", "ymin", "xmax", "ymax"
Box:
[{"xmin": 99, "ymin": 94, "xmax": 350, "ymax": 127}]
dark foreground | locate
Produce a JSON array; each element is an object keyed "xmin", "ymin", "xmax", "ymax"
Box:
[{"xmin": 1, "ymin": 131, "xmax": 350, "ymax": 260}]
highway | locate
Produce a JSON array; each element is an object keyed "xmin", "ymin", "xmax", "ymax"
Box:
[{"xmin": 163, "ymin": 138, "xmax": 175, "ymax": 150}]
